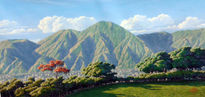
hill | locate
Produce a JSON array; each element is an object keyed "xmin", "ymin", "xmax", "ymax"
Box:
[
  {"xmin": 138, "ymin": 32, "xmax": 174, "ymax": 53},
  {"xmin": 0, "ymin": 40, "xmax": 40, "ymax": 74},
  {"xmin": 172, "ymin": 28, "xmax": 205, "ymax": 48}
]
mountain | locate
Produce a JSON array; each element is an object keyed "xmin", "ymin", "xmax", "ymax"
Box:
[
  {"xmin": 1, "ymin": 21, "xmax": 205, "ymax": 74},
  {"xmin": 35, "ymin": 29, "xmax": 79, "ymax": 60},
  {"xmin": 0, "ymin": 40, "xmax": 40, "ymax": 74},
  {"xmin": 36, "ymin": 21, "xmax": 152, "ymax": 70},
  {"xmin": 172, "ymin": 28, "xmax": 205, "ymax": 48},
  {"xmin": 138, "ymin": 32, "xmax": 174, "ymax": 53}
]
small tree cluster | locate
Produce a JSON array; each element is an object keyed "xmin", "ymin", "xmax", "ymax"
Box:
[
  {"xmin": 82, "ymin": 61, "xmax": 116, "ymax": 79},
  {"xmin": 38, "ymin": 60, "xmax": 70, "ymax": 78},
  {"xmin": 137, "ymin": 52, "xmax": 172, "ymax": 73}
]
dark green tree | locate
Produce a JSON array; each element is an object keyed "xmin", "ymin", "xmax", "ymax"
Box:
[
  {"xmin": 137, "ymin": 52, "xmax": 172, "ymax": 73},
  {"xmin": 169, "ymin": 47, "xmax": 204, "ymax": 70},
  {"xmin": 82, "ymin": 61, "xmax": 116, "ymax": 78}
]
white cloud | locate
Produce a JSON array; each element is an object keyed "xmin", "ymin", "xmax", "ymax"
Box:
[
  {"xmin": 0, "ymin": 20, "xmax": 40, "ymax": 35},
  {"xmin": 38, "ymin": 16, "xmax": 97, "ymax": 33},
  {"xmin": 120, "ymin": 14, "xmax": 175, "ymax": 34},
  {"xmin": 177, "ymin": 17, "xmax": 205, "ymax": 29},
  {"xmin": 30, "ymin": 38, "xmax": 41, "ymax": 43},
  {"xmin": 120, "ymin": 14, "xmax": 205, "ymax": 34},
  {"xmin": 0, "ymin": 20, "xmax": 18, "ymax": 28}
]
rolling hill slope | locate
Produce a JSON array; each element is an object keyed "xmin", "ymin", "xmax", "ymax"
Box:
[
  {"xmin": 172, "ymin": 28, "xmax": 205, "ymax": 48},
  {"xmin": 0, "ymin": 40, "xmax": 40, "ymax": 74}
]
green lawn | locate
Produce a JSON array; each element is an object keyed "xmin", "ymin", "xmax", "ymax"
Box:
[{"xmin": 68, "ymin": 81, "xmax": 205, "ymax": 97}]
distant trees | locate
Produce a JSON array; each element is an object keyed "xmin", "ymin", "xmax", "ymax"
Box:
[
  {"xmin": 38, "ymin": 60, "xmax": 70, "ymax": 78},
  {"xmin": 137, "ymin": 47, "xmax": 205, "ymax": 73},
  {"xmin": 81, "ymin": 61, "xmax": 116, "ymax": 79}
]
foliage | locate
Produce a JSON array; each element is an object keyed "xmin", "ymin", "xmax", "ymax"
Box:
[
  {"xmin": 37, "ymin": 60, "xmax": 70, "ymax": 78},
  {"xmin": 137, "ymin": 52, "xmax": 172, "ymax": 73},
  {"xmin": 0, "ymin": 79, "xmax": 24, "ymax": 97},
  {"xmin": 136, "ymin": 70, "xmax": 205, "ymax": 80},
  {"xmin": 81, "ymin": 61, "xmax": 116, "ymax": 78},
  {"xmin": 137, "ymin": 47, "xmax": 205, "ymax": 73}
]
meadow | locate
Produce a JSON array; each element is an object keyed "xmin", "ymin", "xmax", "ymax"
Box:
[{"xmin": 69, "ymin": 81, "xmax": 205, "ymax": 97}]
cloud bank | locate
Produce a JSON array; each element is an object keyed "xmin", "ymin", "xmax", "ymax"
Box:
[
  {"xmin": 1, "ymin": 14, "xmax": 205, "ymax": 36},
  {"xmin": 0, "ymin": 20, "xmax": 39, "ymax": 35},
  {"xmin": 38, "ymin": 16, "xmax": 97, "ymax": 33},
  {"xmin": 120, "ymin": 14, "xmax": 205, "ymax": 34}
]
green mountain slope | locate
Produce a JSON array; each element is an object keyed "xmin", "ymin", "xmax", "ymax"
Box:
[
  {"xmin": 35, "ymin": 29, "xmax": 79, "ymax": 60},
  {"xmin": 62, "ymin": 21, "xmax": 152, "ymax": 70},
  {"xmin": 0, "ymin": 40, "xmax": 40, "ymax": 74},
  {"xmin": 138, "ymin": 32, "xmax": 174, "ymax": 53},
  {"xmin": 172, "ymin": 28, "xmax": 205, "ymax": 48}
]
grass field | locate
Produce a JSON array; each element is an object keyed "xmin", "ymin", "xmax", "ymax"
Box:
[{"xmin": 68, "ymin": 81, "xmax": 205, "ymax": 97}]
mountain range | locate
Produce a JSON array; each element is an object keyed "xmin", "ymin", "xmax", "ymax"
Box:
[{"xmin": 1, "ymin": 21, "xmax": 205, "ymax": 74}]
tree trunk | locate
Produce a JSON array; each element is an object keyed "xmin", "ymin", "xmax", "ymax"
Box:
[{"xmin": 56, "ymin": 73, "xmax": 58, "ymax": 79}]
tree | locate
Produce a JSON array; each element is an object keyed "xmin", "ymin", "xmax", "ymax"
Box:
[
  {"xmin": 169, "ymin": 47, "xmax": 192, "ymax": 70},
  {"xmin": 81, "ymin": 61, "xmax": 116, "ymax": 79},
  {"xmin": 169, "ymin": 47, "xmax": 204, "ymax": 70},
  {"xmin": 137, "ymin": 52, "xmax": 172, "ymax": 73},
  {"xmin": 137, "ymin": 47, "xmax": 205, "ymax": 73},
  {"xmin": 37, "ymin": 60, "xmax": 70, "ymax": 78},
  {"xmin": 0, "ymin": 79, "xmax": 24, "ymax": 97}
]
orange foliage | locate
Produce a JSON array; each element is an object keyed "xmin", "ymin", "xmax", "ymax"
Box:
[
  {"xmin": 37, "ymin": 64, "xmax": 44, "ymax": 70},
  {"xmin": 49, "ymin": 60, "xmax": 56, "ymax": 67},
  {"xmin": 49, "ymin": 63, "xmax": 56, "ymax": 67},
  {"xmin": 54, "ymin": 67, "xmax": 69, "ymax": 73},
  {"xmin": 55, "ymin": 60, "xmax": 64, "ymax": 65},
  {"xmin": 49, "ymin": 60, "xmax": 55, "ymax": 64},
  {"xmin": 37, "ymin": 60, "xmax": 69, "ymax": 74}
]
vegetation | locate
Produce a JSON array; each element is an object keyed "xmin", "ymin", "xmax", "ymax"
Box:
[
  {"xmin": 1, "ymin": 47, "xmax": 205, "ymax": 97},
  {"xmin": 137, "ymin": 47, "xmax": 205, "ymax": 73},
  {"xmin": 37, "ymin": 60, "xmax": 70, "ymax": 78},
  {"xmin": 136, "ymin": 70, "xmax": 205, "ymax": 80},
  {"xmin": 69, "ymin": 81, "xmax": 205, "ymax": 97},
  {"xmin": 0, "ymin": 61, "xmax": 117, "ymax": 97},
  {"xmin": 82, "ymin": 61, "xmax": 116, "ymax": 79},
  {"xmin": 137, "ymin": 52, "xmax": 172, "ymax": 73}
]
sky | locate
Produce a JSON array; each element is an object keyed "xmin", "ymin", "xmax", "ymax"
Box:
[{"xmin": 1, "ymin": 0, "xmax": 205, "ymax": 42}]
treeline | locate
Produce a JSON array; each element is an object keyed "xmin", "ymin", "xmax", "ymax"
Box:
[
  {"xmin": 129, "ymin": 70, "xmax": 205, "ymax": 81},
  {"xmin": 0, "ymin": 62, "xmax": 116, "ymax": 97},
  {"xmin": 1, "ymin": 71, "xmax": 205, "ymax": 97},
  {"xmin": 137, "ymin": 47, "xmax": 205, "ymax": 73}
]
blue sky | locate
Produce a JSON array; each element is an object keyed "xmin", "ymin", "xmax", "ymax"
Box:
[{"xmin": 1, "ymin": 0, "xmax": 205, "ymax": 42}]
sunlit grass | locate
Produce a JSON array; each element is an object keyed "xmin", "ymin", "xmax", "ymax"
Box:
[{"xmin": 68, "ymin": 81, "xmax": 205, "ymax": 97}]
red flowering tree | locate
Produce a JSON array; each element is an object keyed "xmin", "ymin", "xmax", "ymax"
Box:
[{"xmin": 37, "ymin": 60, "xmax": 70, "ymax": 78}]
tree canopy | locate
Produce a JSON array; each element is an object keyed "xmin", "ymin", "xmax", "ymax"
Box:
[
  {"xmin": 37, "ymin": 60, "xmax": 70, "ymax": 78},
  {"xmin": 137, "ymin": 47, "xmax": 205, "ymax": 73},
  {"xmin": 81, "ymin": 61, "xmax": 116, "ymax": 78}
]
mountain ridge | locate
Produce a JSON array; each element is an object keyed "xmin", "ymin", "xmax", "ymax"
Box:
[{"xmin": 1, "ymin": 22, "xmax": 205, "ymax": 74}]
